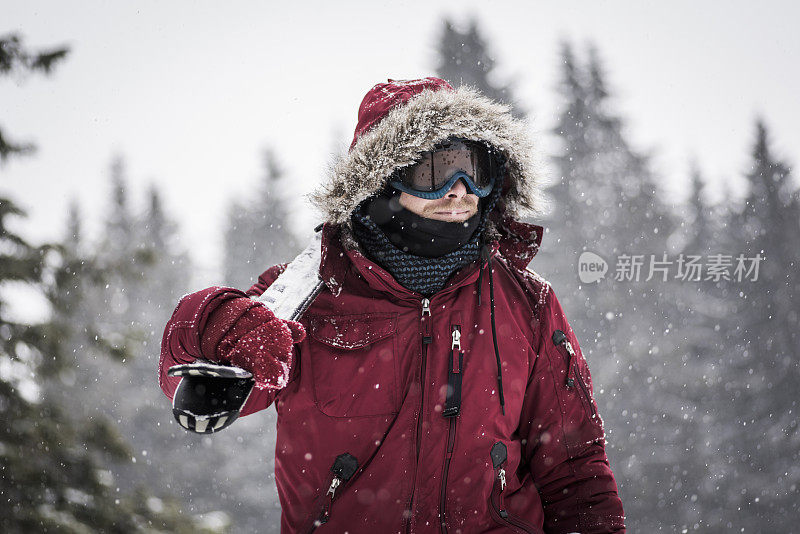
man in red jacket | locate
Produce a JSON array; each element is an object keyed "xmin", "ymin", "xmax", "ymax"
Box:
[{"xmin": 160, "ymin": 77, "xmax": 625, "ymax": 533}]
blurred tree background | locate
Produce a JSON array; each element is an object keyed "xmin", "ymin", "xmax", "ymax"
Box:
[
  {"xmin": 2, "ymin": 17, "xmax": 799, "ymax": 533},
  {"xmin": 0, "ymin": 34, "xmax": 220, "ymax": 534}
]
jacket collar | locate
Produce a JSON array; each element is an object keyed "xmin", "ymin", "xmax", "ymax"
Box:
[
  {"xmin": 318, "ymin": 219, "xmax": 543, "ymax": 300},
  {"xmin": 495, "ymin": 217, "xmax": 543, "ymax": 271}
]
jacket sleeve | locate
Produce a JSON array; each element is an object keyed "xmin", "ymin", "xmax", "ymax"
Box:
[
  {"xmin": 518, "ymin": 286, "xmax": 626, "ymax": 533},
  {"xmin": 158, "ymin": 264, "xmax": 290, "ymax": 416}
]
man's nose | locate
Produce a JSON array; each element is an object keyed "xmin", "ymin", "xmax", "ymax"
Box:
[{"xmin": 445, "ymin": 178, "xmax": 468, "ymax": 199}]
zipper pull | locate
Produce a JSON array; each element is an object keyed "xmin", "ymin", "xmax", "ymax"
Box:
[
  {"xmin": 326, "ymin": 477, "xmax": 341, "ymax": 498},
  {"xmin": 318, "ymin": 453, "xmax": 358, "ymax": 525},
  {"xmin": 490, "ymin": 442, "xmax": 510, "ymax": 518},
  {"xmin": 320, "ymin": 478, "xmax": 340, "ymax": 522},
  {"xmin": 563, "ymin": 339, "xmax": 576, "ymax": 387},
  {"xmin": 451, "ymin": 328, "xmax": 461, "ymax": 350},
  {"xmin": 491, "ymin": 442, "xmax": 507, "ymax": 491},
  {"xmin": 421, "ymin": 298, "xmax": 431, "ymax": 317},
  {"xmin": 443, "ymin": 325, "xmax": 463, "ymax": 418},
  {"xmin": 552, "ymin": 329, "xmax": 576, "ymax": 388}
]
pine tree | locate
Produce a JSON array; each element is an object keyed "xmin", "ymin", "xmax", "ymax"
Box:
[
  {"xmin": 541, "ymin": 41, "xmax": 589, "ymax": 276},
  {"xmin": 62, "ymin": 157, "xmax": 287, "ymax": 533},
  {"xmin": 67, "ymin": 159, "xmax": 287, "ymax": 532},
  {"xmin": 223, "ymin": 148, "xmax": 300, "ymax": 289},
  {"xmin": 543, "ymin": 42, "xmax": 724, "ymax": 531},
  {"xmin": 711, "ymin": 120, "xmax": 800, "ymax": 530},
  {"xmin": 659, "ymin": 164, "xmax": 742, "ymax": 530},
  {"xmin": 64, "ymin": 158, "xmax": 141, "ymax": 419},
  {"xmin": 213, "ymin": 148, "xmax": 303, "ymax": 531},
  {"xmin": 132, "ymin": 185, "xmax": 190, "ymax": 351},
  {"xmin": 434, "ymin": 18, "xmax": 526, "ymax": 118},
  {"xmin": 685, "ymin": 163, "xmax": 713, "ymax": 252},
  {"xmin": 0, "ymin": 35, "xmax": 213, "ymax": 531},
  {"xmin": 0, "ymin": 34, "xmax": 67, "ymax": 162},
  {"xmin": 546, "ymin": 41, "xmax": 675, "ymax": 330}
]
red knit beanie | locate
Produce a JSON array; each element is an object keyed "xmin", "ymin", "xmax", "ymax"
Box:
[{"xmin": 350, "ymin": 77, "xmax": 454, "ymax": 150}]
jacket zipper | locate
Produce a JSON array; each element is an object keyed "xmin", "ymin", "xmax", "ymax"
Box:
[
  {"xmin": 487, "ymin": 442, "xmax": 537, "ymax": 533},
  {"xmin": 307, "ymin": 453, "xmax": 359, "ymax": 533},
  {"xmin": 407, "ymin": 297, "xmax": 432, "ymax": 533},
  {"xmin": 439, "ymin": 325, "xmax": 462, "ymax": 533},
  {"xmin": 552, "ymin": 330, "xmax": 596, "ymax": 418}
]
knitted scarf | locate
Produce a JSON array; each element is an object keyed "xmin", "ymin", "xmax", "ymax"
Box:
[{"xmin": 351, "ymin": 184, "xmax": 501, "ymax": 296}]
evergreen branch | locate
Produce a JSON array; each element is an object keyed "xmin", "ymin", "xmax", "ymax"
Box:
[
  {"xmin": 0, "ymin": 33, "xmax": 69, "ymax": 76},
  {"xmin": 0, "ymin": 127, "xmax": 36, "ymax": 163}
]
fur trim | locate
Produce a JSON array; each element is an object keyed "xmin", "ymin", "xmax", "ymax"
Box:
[{"xmin": 310, "ymin": 86, "xmax": 546, "ymax": 224}]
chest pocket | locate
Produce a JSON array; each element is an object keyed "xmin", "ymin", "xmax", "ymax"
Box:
[{"xmin": 307, "ymin": 313, "xmax": 398, "ymax": 418}]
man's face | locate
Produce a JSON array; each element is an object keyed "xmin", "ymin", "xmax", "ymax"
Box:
[{"xmin": 398, "ymin": 178, "xmax": 479, "ymax": 223}]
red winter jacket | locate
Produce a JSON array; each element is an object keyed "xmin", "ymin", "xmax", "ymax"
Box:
[{"xmin": 159, "ymin": 221, "xmax": 625, "ymax": 533}]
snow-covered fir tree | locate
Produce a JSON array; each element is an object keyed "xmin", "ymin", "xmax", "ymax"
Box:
[
  {"xmin": 435, "ymin": 17, "xmax": 526, "ymax": 118},
  {"xmin": 541, "ymin": 42, "xmax": 730, "ymax": 531},
  {"xmin": 66, "ymin": 156, "xmax": 286, "ymax": 533},
  {"xmin": 1, "ymin": 35, "xmax": 209, "ymax": 532},
  {"xmin": 223, "ymin": 148, "xmax": 300, "ymax": 289},
  {"xmin": 710, "ymin": 120, "xmax": 800, "ymax": 530}
]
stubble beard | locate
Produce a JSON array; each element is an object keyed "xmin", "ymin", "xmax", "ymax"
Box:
[{"xmin": 423, "ymin": 198, "xmax": 479, "ymax": 223}]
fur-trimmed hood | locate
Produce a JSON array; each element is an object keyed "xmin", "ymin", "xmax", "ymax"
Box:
[{"xmin": 310, "ymin": 80, "xmax": 545, "ymax": 225}]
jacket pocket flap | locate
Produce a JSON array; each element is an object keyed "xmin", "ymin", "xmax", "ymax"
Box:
[{"xmin": 308, "ymin": 314, "xmax": 396, "ymax": 349}]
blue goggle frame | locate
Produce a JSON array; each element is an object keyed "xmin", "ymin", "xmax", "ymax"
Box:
[{"xmin": 390, "ymin": 171, "xmax": 495, "ymax": 200}]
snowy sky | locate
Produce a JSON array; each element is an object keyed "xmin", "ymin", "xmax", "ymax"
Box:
[{"xmin": 3, "ymin": 0, "xmax": 800, "ymax": 284}]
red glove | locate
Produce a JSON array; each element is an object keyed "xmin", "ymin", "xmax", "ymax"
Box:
[{"xmin": 201, "ymin": 296, "xmax": 305, "ymax": 390}]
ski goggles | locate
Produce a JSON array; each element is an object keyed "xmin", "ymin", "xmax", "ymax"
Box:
[{"xmin": 389, "ymin": 139, "xmax": 496, "ymax": 199}]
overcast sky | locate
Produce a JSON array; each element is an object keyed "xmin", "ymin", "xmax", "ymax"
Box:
[{"xmin": 3, "ymin": 0, "xmax": 799, "ymax": 283}]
